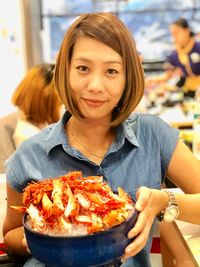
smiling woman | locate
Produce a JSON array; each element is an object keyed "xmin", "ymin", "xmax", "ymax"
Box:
[
  {"xmin": 68, "ymin": 37, "xmax": 125, "ymax": 123},
  {"xmin": 54, "ymin": 13, "xmax": 144, "ymax": 128},
  {"xmin": 66, "ymin": 37, "xmax": 125, "ymax": 164},
  {"xmin": 3, "ymin": 12, "xmax": 200, "ymax": 267}
]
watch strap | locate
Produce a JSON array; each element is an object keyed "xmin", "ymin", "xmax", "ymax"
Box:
[{"xmin": 156, "ymin": 190, "xmax": 178, "ymax": 222}]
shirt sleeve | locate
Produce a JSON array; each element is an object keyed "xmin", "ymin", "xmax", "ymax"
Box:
[
  {"xmin": 164, "ymin": 51, "xmax": 179, "ymax": 70},
  {"xmin": 5, "ymin": 143, "xmax": 42, "ymax": 192}
]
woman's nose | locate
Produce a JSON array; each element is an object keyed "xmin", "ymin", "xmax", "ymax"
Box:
[{"xmin": 87, "ymin": 74, "xmax": 104, "ymax": 93}]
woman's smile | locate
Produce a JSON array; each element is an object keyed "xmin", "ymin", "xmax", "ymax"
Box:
[
  {"xmin": 82, "ymin": 97, "xmax": 107, "ymax": 108},
  {"xmin": 69, "ymin": 37, "xmax": 125, "ymax": 121}
]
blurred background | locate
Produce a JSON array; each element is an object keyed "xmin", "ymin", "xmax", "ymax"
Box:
[{"xmin": 1, "ymin": 0, "xmax": 200, "ymax": 115}]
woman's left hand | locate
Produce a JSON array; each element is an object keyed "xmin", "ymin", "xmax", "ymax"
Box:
[{"xmin": 122, "ymin": 186, "xmax": 168, "ymax": 261}]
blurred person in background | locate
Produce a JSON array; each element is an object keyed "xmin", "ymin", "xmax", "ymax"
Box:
[
  {"xmin": 11, "ymin": 63, "xmax": 62, "ymax": 148},
  {"xmin": 0, "ymin": 64, "xmax": 62, "ymax": 173},
  {"xmin": 146, "ymin": 18, "xmax": 200, "ymax": 100},
  {"xmin": 164, "ymin": 17, "xmax": 200, "ymax": 98}
]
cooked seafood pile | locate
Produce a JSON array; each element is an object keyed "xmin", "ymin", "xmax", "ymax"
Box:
[{"xmin": 11, "ymin": 171, "xmax": 135, "ymax": 236}]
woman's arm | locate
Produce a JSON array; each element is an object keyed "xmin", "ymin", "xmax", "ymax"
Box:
[
  {"xmin": 167, "ymin": 140, "xmax": 200, "ymax": 193},
  {"xmin": 123, "ymin": 140, "xmax": 200, "ymax": 260},
  {"xmin": 3, "ymin": 181, "xmax": 29, "ymax": 256},
  {"xmin": 165, "ymin": 139, "xmax": 200, "ymax": 223}
]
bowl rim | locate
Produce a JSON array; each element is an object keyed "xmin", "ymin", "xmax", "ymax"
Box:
[{"xmin": 23, "ymin": 208, "xmax": 138, "ymax": 239}]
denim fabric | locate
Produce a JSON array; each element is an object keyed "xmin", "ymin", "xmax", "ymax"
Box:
[{"xmin": 5, "ymin": 111, "xmax": 179, "ymax": 267}]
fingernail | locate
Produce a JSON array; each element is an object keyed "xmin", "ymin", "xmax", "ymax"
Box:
[
  {"xmin": 135, "ymin": 203, "xmax": 142, "ymax": 210},
  {"xmin": 126, "ymin": 248, "xmax": 132, "ymax": 254},
  {"xmin": 128, "ymin": 230, "xmax": 135, "ymax": 238},
  {"xmin": 128, "ymin": 233, "xmax": 133, "ymax": 239}
]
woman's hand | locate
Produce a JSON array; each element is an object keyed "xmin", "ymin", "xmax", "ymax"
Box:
[{"xmin": 122, "ymin": 187, "xmax": 168, "ymax": 261}]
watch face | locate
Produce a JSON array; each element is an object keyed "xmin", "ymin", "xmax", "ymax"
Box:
[{"xmin": 163, "ymin": 206, "xmax": 179, "ymax": 223}]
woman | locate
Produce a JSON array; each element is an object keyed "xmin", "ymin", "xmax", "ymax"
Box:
[
  {"xmin": 3, "ymin": 13, "xmax": 200, "ymax": 267},
  {"xmin": 164, "ymin": 17, "xmax": 200, "ymax": 98},
  {"xmin": 12, "ymin": 63, "xmax": 62, "ymax": 147}
]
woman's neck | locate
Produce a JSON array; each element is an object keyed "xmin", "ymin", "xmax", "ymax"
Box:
[
  {"xmin": 69, "ymin": 117, "xmax": 113, "ymax": 139},
  {"xmin": 67, "ymin": 116, "xmax": 115, "ymax": 164},
  {"xmin": 178, "ymin": 37, "xmax": 194, "ymax": 51}
]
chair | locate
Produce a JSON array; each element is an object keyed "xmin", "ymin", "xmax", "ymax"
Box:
[{"xmin": 0, "ymin": 112, "xmax": 18, "ymax": 173}]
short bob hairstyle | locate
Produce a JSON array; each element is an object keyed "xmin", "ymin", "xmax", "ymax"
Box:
[
  {"xmin": 12, "ymin": 64, "xmax": 61, "ymax": 125},
  {"xmin": 54, "ymin": 12, "xmax": 145, "ymax": 127}
]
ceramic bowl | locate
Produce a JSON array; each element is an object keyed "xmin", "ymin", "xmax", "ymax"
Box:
[{"xmin": 23, "ymin": 208, "xmax": 138, "ymax": 267}]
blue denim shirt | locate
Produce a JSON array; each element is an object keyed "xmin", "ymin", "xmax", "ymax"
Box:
[{"xmin": 5, "ymin": 112, "xmax": 179, "ymax": 267}]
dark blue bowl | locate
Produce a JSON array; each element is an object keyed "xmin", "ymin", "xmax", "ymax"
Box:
[{"xmin": 23, "ymin": 209, "xmax": 138, "ymax": 267}]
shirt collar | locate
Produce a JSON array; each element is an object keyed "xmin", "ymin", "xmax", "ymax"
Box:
[
  {"xmin": 121, "ymin": 114, "xmax": 139, "ymax": 147},
  {"xmin": 45, "ymin": 112, "xmax": 139, "ymax": 155}
]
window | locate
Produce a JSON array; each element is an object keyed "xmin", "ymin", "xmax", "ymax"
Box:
[{"xmin": 40, "ymin": 0, "xmax": 200, "ymax": 62}]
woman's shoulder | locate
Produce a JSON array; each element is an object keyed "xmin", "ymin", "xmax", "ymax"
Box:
[
  {"xmin": 127, "ymin": 113, "xmax": 161, "ymax": 126},
  {"xmin": 126, "ymin": 113, "xmax": 177, "ymax": 135},
  {"xmin": 5, "ymin": 123, "xmax": 59, "ymax": 191}
]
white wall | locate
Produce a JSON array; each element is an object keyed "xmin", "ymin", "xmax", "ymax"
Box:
[{"xmin": 0, "ymin": 0, "xmax": 26, "ymax": 118}]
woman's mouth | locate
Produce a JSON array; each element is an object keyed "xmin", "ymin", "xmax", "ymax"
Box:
[{"xmin": 82, "ymin": 98, "xmax": 106, "ymax": 107}]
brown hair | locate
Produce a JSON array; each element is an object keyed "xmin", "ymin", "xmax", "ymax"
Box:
[
  {"xmin": 54, "ymin": 12, "xmax": 144, "ymax": 127},
  {"xmin": 172, "ymin": 17, "xmax": 194, "ymax": 37},
  {"xmin": 12, "ymin": 64, "xmax": 61, "ymax": 125}
]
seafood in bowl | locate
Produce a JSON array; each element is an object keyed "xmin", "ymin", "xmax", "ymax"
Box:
[{"xmin": 12, "ymin": 171, "xmax": 138, "ymax": 266}]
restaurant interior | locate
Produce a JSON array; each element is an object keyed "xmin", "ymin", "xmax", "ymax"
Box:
[{"xmin": 0, "ymin": 1, "xmax": 200, "ymax": 267}]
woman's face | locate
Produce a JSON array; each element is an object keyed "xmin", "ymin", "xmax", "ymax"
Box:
[
  {"xmin": 69, "ymin": 37, "xmax": 125, "ymax": 123},
  {"xmin": 170, "ymin": 24, "xmax": 191, "ymax": 47}
]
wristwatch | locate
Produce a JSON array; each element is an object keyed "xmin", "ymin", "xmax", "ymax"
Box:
[{"xmin": 156, "ymin": 191, "xmax": 179, "ymax": 223}]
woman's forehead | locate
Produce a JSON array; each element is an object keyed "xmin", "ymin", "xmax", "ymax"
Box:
[{"xmin": 71, "ymin": 37, "xmax": 123, "ymax": 63}]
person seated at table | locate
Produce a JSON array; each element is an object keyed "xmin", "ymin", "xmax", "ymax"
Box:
[
  {"xmin": 146, "ymin": 17, "xmax": 200, "ymax": 99},
  {"xmin": 11, "ymin": 63, "xmax": 62, "ymax": 148},
  {"xmin": 164, "ymin": 17, "xmax": 200, "ymax": 98}
]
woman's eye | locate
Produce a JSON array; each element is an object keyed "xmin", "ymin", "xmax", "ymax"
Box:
[
  {"xmin": 106, "ymin": 68, "xmax": 118, "ymax": 75},
  {"xmin": 76, "ymin": 65, "xmax": 89, "ymax": 72}
]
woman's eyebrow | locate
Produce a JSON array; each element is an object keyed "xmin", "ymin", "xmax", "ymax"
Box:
[{"xmin": 73, "ymin": 57, "xmax": 122, "ymax": 65}]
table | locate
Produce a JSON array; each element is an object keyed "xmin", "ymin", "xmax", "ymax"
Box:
[
  {"xmin": 175, "ymin": 220, "xmax": 200, "ymax": 266},
  {"xmin": 159, "ymin": 105, "xmax": 193, "ymax": 129}
]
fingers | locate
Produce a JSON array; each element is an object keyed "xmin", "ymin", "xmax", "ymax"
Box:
[
  {"xmin": 124, "ymin": 215, "xmax": 154, "ymax": 260},
  {"xmin": 123, "ymin": 188, "xmax": 156, "ymax": 261},
  {"xmin": 135, "ymin": 186, "xmax": 152, "ymax": 211},
  {"xmin": 128, "ymin": 208, "xmax": 148, "ymax": 238},
  {"xmin": 124, "ymin": 225, "xmax": 149, "ymax": 259}
]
